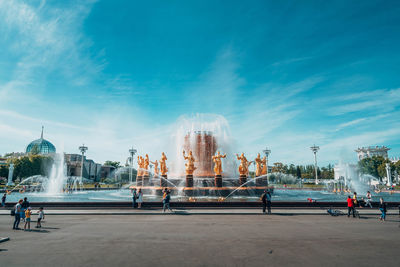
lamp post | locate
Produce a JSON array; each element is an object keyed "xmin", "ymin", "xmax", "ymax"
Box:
[
  {"xmin": 79, "ymin": 144, "xmax": 88, "ymax": 181},
  {"xmin": 129, "ymin": 147, "xmax": 137, "ymax": 184},
  {"xmin": 263, "ymin": 147, "xmax": 271, "ymax": 175},
  {"xmin": 310, "ymin": 145, "xmax": 320, "ymax": 184}
]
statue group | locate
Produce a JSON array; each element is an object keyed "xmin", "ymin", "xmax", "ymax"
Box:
[{"xmin": 136, "ymin": 151, "xmax": 267, "ymax": 178}]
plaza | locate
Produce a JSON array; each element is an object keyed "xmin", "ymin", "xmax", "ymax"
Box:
[{"xmin": 0, "ymin": 210, "xmax": 399, "ymax": 267}]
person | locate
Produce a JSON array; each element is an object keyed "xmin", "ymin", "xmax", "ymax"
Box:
[
  {"xmin": 24, "ymin": 207, "xmax": 32, "ymax": 231},
  {"xmin": 13, "ymin": 199, "xmax": 23, "ymax": 230},
  {"xmin": 365, "ymin": 191, "xmax": 373, "ymax": 208},
  {"xmin": 163, "ymin": 190, "xmax": 172, "ymax": 212},
  {"xmin": 359, "ymin": 197, "xmax": 365, "ymax": 208},
  {"xmin": 261, "ymin": 190, "xmax": 272, "ymax": 214},
  {"xmin": 352, "ymin": 192, "xmax": 358, "ymax": 206},
  {"xmin": 347, "ymin": 196, "xmax": 355, "ymax": 218},
  {"xmin": 21, "ymin": 197, "xmax": 30, "ymax": 222},
  {"xmin": 132, "ymin": 188, "xmax": 137, "ymax": 209},
  {"xmin": 1, "ymin": 193, "xmax": 6, "ymax": 207},
  {"xmin": 137, "ymin": 188, "xmax": 143, "ymax": 209},
  {"xmin": 37, "ymin": 207, "xmax": 45, "ymax": 228},
  {"xmin": 379, "ymin": 198, "xmax": 386, "ymax": 221}
]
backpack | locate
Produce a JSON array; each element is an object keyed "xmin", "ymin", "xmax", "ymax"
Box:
[{"xmin": 10, "ymin": 205, "xmax": 16, "ymax": 216}]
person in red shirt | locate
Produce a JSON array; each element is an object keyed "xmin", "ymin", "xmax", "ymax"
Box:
[{"xmin": 347, "ymin": 196, "xmax": 355, "ymax": 218}]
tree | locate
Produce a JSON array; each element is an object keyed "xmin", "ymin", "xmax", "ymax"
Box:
[
  {"xmin": 358, "ymin": 156, "xmax": 387, "ymax": 180},
  {"xmin": 296, "ymin": 166, "xmax": 302, "ymax": 178},
  {"xmin": 104, "ymin": 161, "xmax": 120, "ymax": 168}
]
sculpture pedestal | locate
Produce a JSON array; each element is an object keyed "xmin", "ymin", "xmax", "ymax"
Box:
[
  {"xmin": 136, "ymin": 176, "xmax": 143, "ymax": 187},
  {"xmin": 160, "ymin": 175, "xmax": 168, "ymax": 187},
  {"xmin": 239, "ymin": 175, "xmax": 247, "ymax": 186},
  {"xmin": 186, "ymin": 175, "xmax": 194, "ymax": 187},
  {"xmin": 215, "ymin": 175, "xmax": 222, "ymax": 187},
  {"xmin": 143, "ymin": 175, "xmax": 150, "ymax": 186}
]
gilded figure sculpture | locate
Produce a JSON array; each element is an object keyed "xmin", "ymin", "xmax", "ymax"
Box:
[
  {"xmin": 261, "ymin": 156, "xmax": 267, "ymax": 175},
  {"xmin": 143, "ymin": 154, "xmax": 150, "ymax": 176},
  {"xmin": 255, "ymin": 153, "xmax": 262, "ymax": 177},
  {"xmin": 236, "ymin": 153, "xmax": 249, "ymax": 176},
  {"xmin": 212, "ymin": 151, "xmax": 226, "ymax": 176},
  {"xmin": 183, "ymin": 150, "xmax": 196, "ymax": 175},
  {"xmin": 160, "ymin": 152, "xmax": 168, "ymax": 176},
  {"xmin": 137, "ymin": 156, "xmax": 143, "ymax": 176},
  {"xmin": 150, "ymin": 159, "xmax": 159, "ymax": 177}
]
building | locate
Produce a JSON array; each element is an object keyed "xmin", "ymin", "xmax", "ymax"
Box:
[
  {"xmin": 26, "ymin": 127, "xmax": 56, "ymax": 155},
  {"xmin": 65, "ymin": 154, "xmax": 102, "ymax": 182},
  {"xmin": 355, "ymin": 146, "xmax": 390, "ymax": 161}
]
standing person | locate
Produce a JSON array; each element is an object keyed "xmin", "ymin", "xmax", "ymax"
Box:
[
  {"xmin": 266, "ymin": 190, "xmax": 272, "ymax": 214},
  {"xmin": 13, "ymin": 199, "xmax": 23, "ymax": 230},
  {"xmin": 1, "ymin": 193, "xmax": 6, "ymax": 207},
  {"xmin": 261, "ymin": 190, "xmax": 267, "ymax": 214},
  {"xmin": 365, "ymin": 191, "xmax": 373, "ymax": 208},
  {"xmin": 132, "ymin": 188, "xmax": 137, "ymax": 209},
  {"xmin": 21, "ymin": 197, "xmax": 30, "ymax": 222},
  {"xmin": 137, "ymin": 188, "xmax": 143, "ymax": 209},
  {"xmin": 24, "ymin": 207, "xmax": 32, "ymax": 231},
  {"xmin": 379, "ymin": 198, "xmax": 387, "ymax": 221},
  {"xmin": 163, "ymin": 190, "xmax": 172, "ymax": 212},
  {"xmin": 36, "ymin": 207, "xmax": 45, "ymax": 228},
  {"xmin": 347, "ymin": 196, "xmax": 355, "ymax": 218}
]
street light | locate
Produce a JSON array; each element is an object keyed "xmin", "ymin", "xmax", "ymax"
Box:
[
  {"xmin": 79, "ymin": 144, "xmax": 88, "ymax": 180},
  {"xmin": 310, "ymin": 144, "xmax": 320, "ymax": 184},
  {"xmin": 263, "ymin": 147, "xmax": 271, "ymax": 175},
  {"xmin": 129, "ymin": 147, "xmax": 137, "ymax": 184}
]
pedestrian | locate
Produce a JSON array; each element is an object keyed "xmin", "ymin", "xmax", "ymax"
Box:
[
  {"xmin": 132, "ymin": 188, "xmax": 137, "ymax": 209},
  {"xmin": 379, "ymin": 198, "xmax": 387, "ymax": 221},
  {"xmin": 13, "ymin": 199, "xmax": 23, "ymax": 230},
  {"xmin": 24, "ymin": 207, "xmax": 32, "ymax": 231},
  {"xmin": 163, "ymin": 190, "xmax": 172, "ymax": 212},
  {"xmin": 36, "ymin": 207, "xmax": 45, "ymax": 228},
  {"xmin": 137, "ymin": 188, "xmax": 143, "ymax": 209},
  {"xmin": 1, "ymin": 193, "xmax": 6, "ymax": 207},
  {"xmin": 347, "ymin": 196, "xmax": 355, "ymax": 218},
  {"xmin": 260, "ymin": 190, "xmax": 272, "ymax": 214},
  {"xmin": 365, "ymin": 191, "xmax": 373, "ymax": 208},
  {"xmin": 21, "ymin": 197, "xmax": 30, "ymax": 222}
]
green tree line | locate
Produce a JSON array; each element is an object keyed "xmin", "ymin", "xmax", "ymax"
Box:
[
  {"xmin": 271, "ymin": 162, "xmax": 334, "ymax": 179},
  {"xmin": 358, "ymin": 156, "xmax": 400, "ymax": 180}
]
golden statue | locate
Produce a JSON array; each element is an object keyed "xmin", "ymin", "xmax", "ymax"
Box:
[
  {"xmin": 261, "ymin": 156, "xmax": 268, "ymax": 175},
  {"xmin": 137, "ymin": 156, "xmax": 143, "ymax": 176},
  {"xmin": 143, "ymin": 154, "xmax": 150, "ymax": 176},
  {"xmin": 150, "ymin": 159, "xmax": 159, "ymax": 177},
  {"xmin": 212, "ymin": 151, "xmax": 226, "ymax": 176},
  {"xmin": 183, "ymin": 150, "xmax": 196, "ymax": 175},
  {"xmin": 160, "ymin": 152, "xmax": 168, "ymax": 176},
  {"xmin": 255, "ymin": 153, "xmax": 263, "ymax": 177},
  {"xmin": 236, "ymin": 153, "xmax": 250, "ymax": 176}
]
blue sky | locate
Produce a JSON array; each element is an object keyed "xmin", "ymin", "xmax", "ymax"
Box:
[{"xmin": 1, "ymin": 0, "xmax": 400, "ymax": 165}]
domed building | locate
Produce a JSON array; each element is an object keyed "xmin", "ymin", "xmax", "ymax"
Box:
[{"xmin": 26, "ymin": 127, "xmax": 56, "ymax": 155}]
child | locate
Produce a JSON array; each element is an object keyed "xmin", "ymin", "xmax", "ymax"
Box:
[
  {"xmin": 24, "ymin": 207, "xmax": 32, "ymax": 231},
  {"xmin": 36, "ymin": 207, "xmax": 45, "ymax": 228}
]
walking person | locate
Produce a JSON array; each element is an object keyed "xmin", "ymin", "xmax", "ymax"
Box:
[
  {"xmin": 13, "ymin": 199, "xmax": 23, "ymax": 230},
  {"xmin": 163, "ymin": 190, "xmax": 172, "ymax": 212},
  {"xmin": 379, "ymin": 198, "xmax": 387, "ymax": 221},
  {"xmin": 36, "ymin": 207, "xmax": 45, "ymax": 228},
  {"xmin": 1, "ymin": 193, "xmax": 6, "ymax": 207},
  {"xmin": 137, "ymin": 188, "xmax": 143, "ymax": 209},
  {"xmin": 21, "ymin": 197, "xmax": 30, "ymax": 222},
  {"xmin": 365, "ymin": 191, "xmax": 373, "ymax": 208},
  {"xmin": 24, "ymin": 207, "xmax": 32, "ymax": 231},
  {"xmin": 347, "ymin": 196, "xmax": 355, "ymax": 218},
  {"xmin": 132, "ymin": 188, "xmax": 137, "ymax": 209},
  {"xmin": 261, "ymin": 190, "xmax": 267, "ymax": 214},
  {"xmin": 266, "ymin": 190, "xmax": 272, "ymax": 214}
]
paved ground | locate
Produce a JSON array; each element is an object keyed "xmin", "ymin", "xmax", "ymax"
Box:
[{"xmin": 0, "ymin": 212, "xmax": 399, "ymax": 267}]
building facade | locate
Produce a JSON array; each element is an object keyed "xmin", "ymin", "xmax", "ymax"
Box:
[
  {"xmin": 355, "ymin": 146, "xmax": 390, "ymax": 161},
  {"xmin": 65, "ymin": 154, "xmax": 102, "ymax": 182}
]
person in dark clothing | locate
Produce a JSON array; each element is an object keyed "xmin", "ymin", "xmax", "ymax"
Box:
[
  {"xmin": 347, "ymin": 196, "xmax": 355, "ymax": 218},
  {"xmin": 21, "ymin": 197, "xmax": 30, "ymax": 222},
  {"xmin": 1, "ymin": 193, "xmax": 6, "ymax": 207},
  {"xmin": 132, "ymin": 188, "xmax": 137, "ymax": 209},
  {"xmin": 379, "ymin": 197, "xmax": 387, "ymax": 221},
  {"xmin": 163, "ymin": 190, "xmax": 172, "ymax": 212},
  {"xmin": 261, "ymin": 190, "xmax": 272, "ymax": 214}
]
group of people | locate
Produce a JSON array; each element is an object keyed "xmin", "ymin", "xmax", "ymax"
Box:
[
  {"xmin": 12, "ymin": 197, "xmax": 45, "ymax": 230},
  {"xmin": 130, "ymin": 188, "xmax": 173, "ymax": 212},
  {"xmin": 346, "ymin": 191, "xmax": 387, "ymax": 221}
]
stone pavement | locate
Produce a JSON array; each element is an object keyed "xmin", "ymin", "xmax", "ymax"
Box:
[{"xmin": 1, "ymin": 212, "xmax": 399, "ymax": 267}]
